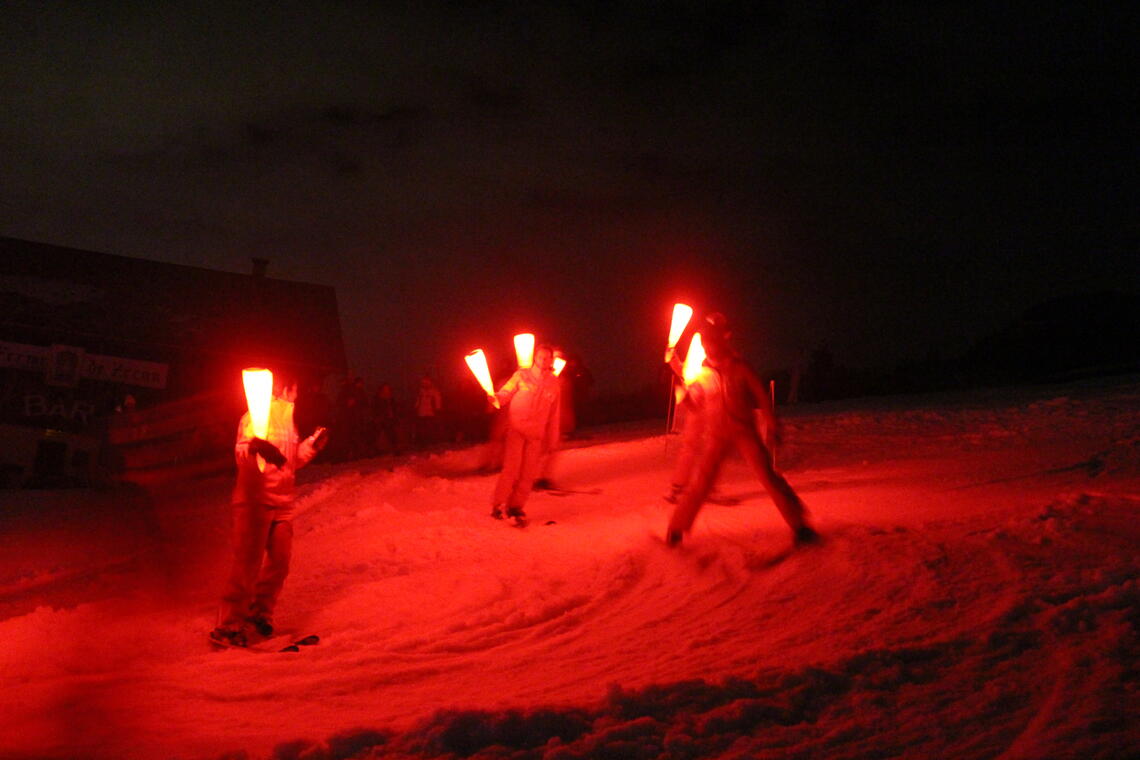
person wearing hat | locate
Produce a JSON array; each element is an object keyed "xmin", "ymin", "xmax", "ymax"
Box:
[{"xmin": 666, "ymin": 313, "xmax": 818, "ymax": 547}]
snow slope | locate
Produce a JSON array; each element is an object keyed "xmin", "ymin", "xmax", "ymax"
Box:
[{"xmin": 1, "ymin": 377, "xmax": 1137, "ymax": 760}]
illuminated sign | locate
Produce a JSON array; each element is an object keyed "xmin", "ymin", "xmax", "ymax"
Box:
[{"xmin": 0, "ymin": 341, "xmax": 168, "ymax": 388}]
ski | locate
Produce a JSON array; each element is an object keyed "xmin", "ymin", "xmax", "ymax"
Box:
[
  {"xmin": 543, "ymin": 487, "xmax": 601, "ymax": 497},
  {"xmin": 210, "ymin": 632, "xmax": 320, "ymax": 653},
  {"xmin": 276, "ymin": 634, "xmax": 320, "ymax": 652},
  {"xmin": 492, "ymin": 515, "xmax": 559, "ymax": 528}
]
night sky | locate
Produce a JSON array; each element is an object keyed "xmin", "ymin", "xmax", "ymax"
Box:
[{"xmin": 1, "ymin": 1, "xmax": 1134, "ymax": 394}]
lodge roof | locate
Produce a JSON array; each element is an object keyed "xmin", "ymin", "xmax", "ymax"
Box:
[{"xmin": 0, "ymin": 236, "xmax": 346, "ymax": 379}]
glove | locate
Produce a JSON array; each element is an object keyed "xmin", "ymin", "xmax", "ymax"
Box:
[
  {"xmin": 235, "ymin": 441, "xmax": 253, "ymax": 464},
  {"xmin": 249, "ymin": 437, "xmax": 287, "ymax": 468}
]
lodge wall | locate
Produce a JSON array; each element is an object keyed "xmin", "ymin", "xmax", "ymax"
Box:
[{"xmin": 1, "ymin": 237, "xmax": 346, "ymax": 488}]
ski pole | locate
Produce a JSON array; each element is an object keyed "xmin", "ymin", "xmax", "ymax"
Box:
[{"xmin": 769, "ymin": 379, "xmax": 778, "ymax": 470}]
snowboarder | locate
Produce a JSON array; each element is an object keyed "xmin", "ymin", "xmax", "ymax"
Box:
[
  {"xmin": 488, "ymin": 344, "xmax": 562, "ymax": 527},
  {"xmin": 666, "ymin": 314, "xmax": 818, "ymax": 547},
  {"xmin": 211, "ymin": 373, "xmax": 328, "ymax": 648}
]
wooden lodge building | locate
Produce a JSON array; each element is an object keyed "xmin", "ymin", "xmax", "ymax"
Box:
[{"xmin": 1, "ymin": 237, "xmax": 346, "ymax": 487}]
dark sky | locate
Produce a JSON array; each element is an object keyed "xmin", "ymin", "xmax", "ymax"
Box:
[{"xmin": 1, "ymin": 1, "xmax": 1134, "ymax": 394}]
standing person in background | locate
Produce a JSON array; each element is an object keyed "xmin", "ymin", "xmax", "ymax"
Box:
[
  {"xmin": 329, "ymin": 374, "xmax": 365, "ymax": 462},
  {"xmin": 562, "ymin": 352, "xmax": 593, "ymax": 439},
  {"xmin": 371, "ymin": 382, "xmax": 402, "ymax": 455},
  {"xmin": 414, "ymin": 375, "xmax": 443, "ymax": 448},
  {"xmin": 345, "ymin": 376, "xmax": 370, "ymax": 460},
  {"xmin": 211, "ymin": 373, "xmax": 328, "ymax": 648},
  {"xmin": 533, "ymin": 346, "xmax": 569, "ymax": 491},
  {"xmin": 556, "ymin": 349, "xmax": 577, "ymax": 441},
  {"xmin": 666, "ymin": 313, "xmax": 818, "ymax": 548},
  {"xmin": 294, "ymin": 378, "xmax": 330, "ymax": 441},
  {"xmin": 488, "ymin": 344, "xmax": 561, "ymax": 527}
]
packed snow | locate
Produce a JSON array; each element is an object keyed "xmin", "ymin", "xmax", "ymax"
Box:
[{"xmin": 1, "ymin": 377, "xmax": 1138, "ymax": 760}]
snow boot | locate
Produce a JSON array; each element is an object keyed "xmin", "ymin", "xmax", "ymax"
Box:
[
  {"xmin": 490, "ymin": 505, "xmax": 504, "ymax": 520},
  {"xmin": 209, "ymin": 626, "xmax": 248, "ymax": 648},
  {"xmin": 794, "ymin": 525, "xmax": 821, "ymax": 547},
  {"xmin": 666, "ymin": 530, "xmax": 683, "ymax": 547},
  {"xmin": 506, "ymin": 506, "xmax": 528, "ymax": 528},
  {"xmin": 248, "ymin": 616, "xmax": 274, "ymax": 639}
]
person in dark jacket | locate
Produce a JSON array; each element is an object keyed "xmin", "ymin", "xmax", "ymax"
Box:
[{"xmin": 666, "ymin": 314, "xmax": 818, "ymax": 548}]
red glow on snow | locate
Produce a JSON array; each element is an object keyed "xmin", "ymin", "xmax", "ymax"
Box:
[
  {"xmin": 2, "ymin": 378, "xmax": 1138, "ymax": 759},
  {"xmin": 465, "ymin": 349, "xmax": 500, "ymax": 408},
  {"xmin": 513, "ymin": 333, "xmax": 535, "ymax": 369}
]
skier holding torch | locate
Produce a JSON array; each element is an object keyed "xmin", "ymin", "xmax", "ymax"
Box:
[
  {"xmin": 665, "ymin": 314, "xmax": 818, "ymax": 548},
  {"xmin": 210, "ymin": 369, "xmax": 328, "ymax": 648},
  {"xmin": 487, "ymin": 343, "xmax": 561, "ymax": 527},
  {"xmin": 664, "ymin": 332, "xmax": 717, "ymax": 504}
]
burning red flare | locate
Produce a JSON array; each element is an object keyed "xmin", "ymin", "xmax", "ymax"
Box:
[
  {"xmin": 465, "ymin": 349, "xmax": 500, "ymax": 408},
  {"xmin": 242, "ymin": 368, "xmax": 273, "ymax": 439},
  {"xmin": 513, "ymin": 333, "xmax": 535, "ymax": 369},
  {"xmin": 682, "ymin": 333, "xmax": 706, "ymax": 385},
  {"xmin": 242, "ymin": 367, "xmax": 273, "ymax": 472},
  {"xmin": 666, "ymin": 303, "xmax": 693, "ymax": 361}
]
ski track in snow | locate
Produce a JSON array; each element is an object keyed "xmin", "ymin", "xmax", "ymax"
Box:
[{"xmin": 0, "ymin": 379, "xmax": 1137, "ymax": 759}]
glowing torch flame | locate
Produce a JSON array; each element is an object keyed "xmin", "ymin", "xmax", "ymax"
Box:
[
  {"xmin": 666, "ymin": 303, "xmax": 694, "ymax": 362},
  {"xmin": 242, "ymin": 368, "xmax": 273, "ymax": 439},
  {"xmin": 465, "ymin": 349, "xmax": 500, "ymax": 408},
  {"xmin": 552, "ymin": 356, "xmax": 567, "ymax": 376},
  {"xmin": 682, "ymin": 333, "xmax": 706, "ymax": 385},
  {"xmin": 513, "ymin": 333, "xmax": 535, "ymax": 369},
  {"xmin": 242, "ymin": 367, "xmax": 273, "ymax": 472},
  {"xmin": 668, "ymin": 303, "xmax": 693, "ymax": 350}
]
